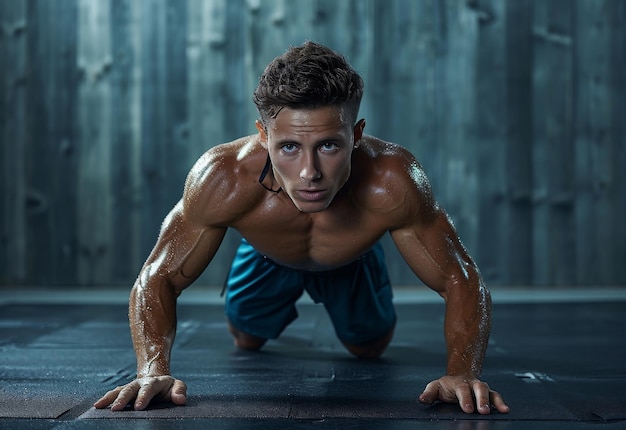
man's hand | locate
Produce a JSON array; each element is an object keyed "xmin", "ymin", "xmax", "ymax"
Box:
[
  {"xmin": 419, "ymin": 375, "xmax": 509, "ymax": 414},
  {"xmin": 94, "ymin": 376, "xmax": 187, "ymax": 411}
]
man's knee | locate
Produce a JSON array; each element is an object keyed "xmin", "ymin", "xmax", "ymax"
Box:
[
  {"xmin": 227, "ymin": 320, "xmax": 267, "ymax": 350},
  {"xmin": 342, "ymin": 326, "xmax": 395, "ymax": 359}
]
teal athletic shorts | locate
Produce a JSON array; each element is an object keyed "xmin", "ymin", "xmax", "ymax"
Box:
[{"xmin": 224, "ymin": 239, "xmax": 396, "ymax": 346}]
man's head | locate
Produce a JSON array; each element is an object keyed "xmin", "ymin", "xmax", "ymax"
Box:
[
  {"xmin": 253, "ymin": 41, "xmax": 364, "ymax": 127},
  {"xmin": 253, "ymin": 42, "xmax": 366, "ymax": 213}
]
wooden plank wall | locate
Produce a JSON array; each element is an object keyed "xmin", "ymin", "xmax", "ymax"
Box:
[{"xmin": 0, "ymin": 0, "xmax": 624, "ymax": 288}]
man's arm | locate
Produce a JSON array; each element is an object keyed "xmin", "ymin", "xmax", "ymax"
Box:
[
  {"xmin": 131, "ymin": 199, "xmax": 226, "ymax": 375},
  {"xmin": 95, "ymin": 151, "xmax": 230, "ymax": 411},
  {"xmin": 95, "ymin": 200, "xmax": 227, "ymax": 411},
  {"xmin": 387, "ymin": 153, "xmax": 509, "ymax": 414}
]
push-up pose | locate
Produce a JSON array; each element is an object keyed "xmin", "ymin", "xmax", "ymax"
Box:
[{"xmin": 95, "ymin": 41, "xmax": 509, "ymax": 415}]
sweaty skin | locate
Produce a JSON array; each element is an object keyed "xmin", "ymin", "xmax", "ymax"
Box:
[{"xmin": 94, "ymin": 105, "xmax": 509, "ymax": 414}]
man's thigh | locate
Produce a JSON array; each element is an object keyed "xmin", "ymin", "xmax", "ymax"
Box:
[
  {"xmin": 224, "ymin": 239, "xmax": 304, "ymax": 339},
  {"xmin": 305, "ymin": 242, "xmax": 397, "ymax": 346}
]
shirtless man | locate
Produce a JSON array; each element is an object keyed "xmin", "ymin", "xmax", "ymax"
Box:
[{"xmin": 95, "ymin": 41, "xmax": 509, "ymax": 415}]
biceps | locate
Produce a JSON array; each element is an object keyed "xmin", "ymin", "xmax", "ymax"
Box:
[
  {"xmin": 391, "ymin": 211, "xmax": 477, "ymax": 295},
  {"xmin": 143, "ymin": 203, "xmax": 226, "ymax": 292}
]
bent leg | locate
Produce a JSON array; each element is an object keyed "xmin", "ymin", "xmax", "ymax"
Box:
[
  {"xmin": 227, "ymin": 320, "xmax": 267, "ymax": 350},
  {"xmin": 223, "ymin": 239, "xmax": 304, "ymax": 350},
  {"xmin": 342, "ymin": 324, "xmax": 395, "ymax": 358},
  {"xmin": 306, "ymin": 242, "xmax": 397, "ymax": 358}
]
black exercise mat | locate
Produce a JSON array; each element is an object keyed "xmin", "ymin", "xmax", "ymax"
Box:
[
  {"xmin": 78, "ymin": 348, "xmax": 616, "ymax": 421},
  {"xmin": 1, "ymin": 300, "xmax": 625, "ymax": 425}
]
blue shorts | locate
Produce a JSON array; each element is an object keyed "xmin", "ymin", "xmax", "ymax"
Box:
[{"xmin": 224, "ymin": 239, "xmax": 396, "ymax": 345}]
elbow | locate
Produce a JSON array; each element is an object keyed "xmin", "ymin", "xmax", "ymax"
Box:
[
  {"xmin": 133, "ymin": 263, "xmax": 180, "ymax": 299},
  {"xmin": 133, "ymin": 263, "xmax": 161, "ymax": 295},
  {"xmin": 440, "ymin": 262, "xmax": 488, "ymax": 303}
]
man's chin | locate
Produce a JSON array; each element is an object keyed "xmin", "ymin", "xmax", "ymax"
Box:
[
  {"xmin": 296, "ymin": 204, "xmax": 329, "ymax": 213},
  {"xmin": 291, "ymin": 198, "xmax": 331, "ymax": 213}
]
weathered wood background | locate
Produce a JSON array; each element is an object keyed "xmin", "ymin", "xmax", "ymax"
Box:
[{"xmin": 1, "ymin": 0, "xmax": 624, "ymax": 288}]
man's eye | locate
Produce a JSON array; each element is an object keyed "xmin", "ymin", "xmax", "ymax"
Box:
[
  {"xmin": 281, "ymin": 144, "xmax": 297, "ymax": 153},
  {"xmin": 320, "ymin": 142, "xmax": 338, "ymax": 152}
]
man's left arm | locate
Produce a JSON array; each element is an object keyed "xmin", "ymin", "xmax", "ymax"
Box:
[
  {"xmin": 387, "ymin": 168, "xmax": 509, "ymax": 414},
  {"xmin": 391, "ymin": 207, "xmax": 509, "ymax": 414}
]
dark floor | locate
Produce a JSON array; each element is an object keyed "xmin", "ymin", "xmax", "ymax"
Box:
[{"xmin": 1, "ymin": 289, "xmax": 625, "ymax": 429}]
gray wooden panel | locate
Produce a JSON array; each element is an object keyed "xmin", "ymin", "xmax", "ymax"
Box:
[
  {"xmin": 21, "ymin": 0, "xmax": 79, "ymax": 285},
  {"xmin": 504, "ymin": 0, "xmax": 533, "ymax": 285},
  {"xmin": 109, "ymin": 0, "xmax": 144, "ymax": 282},
  {"xmin": 574, "ymin": 0, "xmax": 620, "ymax": 285},
  {"xmin": 608, "ymin": 0, "xmax": 626, "ymax": 285},
  {"xmin": 532, "ymin": 0, "xmax": 575, "ymax": 285},
  {"xmin": 0, "ymin": 0, "xmax": 28, "ymax": 284},
  {"xmin": 77, "ymin": 0, "xmax": 112, "ymax": 284}
]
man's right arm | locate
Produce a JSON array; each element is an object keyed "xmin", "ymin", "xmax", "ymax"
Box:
[{"xmin": 95, "ymin": 150, "xmax": 230, "ymax": 411}]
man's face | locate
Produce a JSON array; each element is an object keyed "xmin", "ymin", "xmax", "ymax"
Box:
[{"xmin": 257, "ymin": 105, "xmax": 364, "ymax": 213}]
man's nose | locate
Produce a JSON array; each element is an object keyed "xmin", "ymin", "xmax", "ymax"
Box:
[{"xmin": 299, "ymin": 152, "xmax": 321, "ymax": 181}]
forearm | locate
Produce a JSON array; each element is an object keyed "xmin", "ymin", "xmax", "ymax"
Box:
[
  {"xmin": 129, "ymin": 267, "xmax": 178, "ymax": 378},
  {"xmin": 443, "ymin": 276, "xmax": 492, "ymax": 378}
]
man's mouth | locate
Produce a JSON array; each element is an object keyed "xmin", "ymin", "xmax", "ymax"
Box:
[{"xmin": 297, "ymin": 189, "xmax": 327, "ymax": 201}]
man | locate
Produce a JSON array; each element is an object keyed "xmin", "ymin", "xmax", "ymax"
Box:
[{"xmin": 95, "ymin": 41, "xmax": 509, "ymax": 415}]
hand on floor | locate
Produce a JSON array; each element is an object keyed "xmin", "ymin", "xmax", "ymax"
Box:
[
  {"xmin": 94, "ymin": 375, "xmax": 187, "ymax": 411},
  {"xmin": 418, "ymin": 375, "xmax": 509, "ymax": 415}
]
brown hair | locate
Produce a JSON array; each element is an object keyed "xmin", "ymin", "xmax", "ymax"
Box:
[{"xmin": 253, "ymin": 41, "xmax": 364, "ymax": 125}]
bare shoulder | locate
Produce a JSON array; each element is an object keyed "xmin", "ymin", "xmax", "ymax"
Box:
[
  {"xmin": 352, "ymin": 136, "xmax": 437, "ymax": 225},
  {"xmin": 183, "ymin": 135, "xmax": 267, "ymax": 227}
]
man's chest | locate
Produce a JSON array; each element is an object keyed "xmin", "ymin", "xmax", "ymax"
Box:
[{"xmin": 232, "ymin": 200, "xmax": 389, "ymax": 270}]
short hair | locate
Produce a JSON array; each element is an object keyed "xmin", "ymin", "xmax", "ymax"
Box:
[{"xmin": 253, "ymin": 41, "xmax": 364, "ymax": 125}]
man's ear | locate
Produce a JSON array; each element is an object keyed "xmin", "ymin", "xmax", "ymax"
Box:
[
  {"xmin": 256, "ymin": 120, "xmax": 268, "ymax": 148},
  {"xmin": 353, "ymin": 119, "xmax": 366, "ymax": 147}
]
